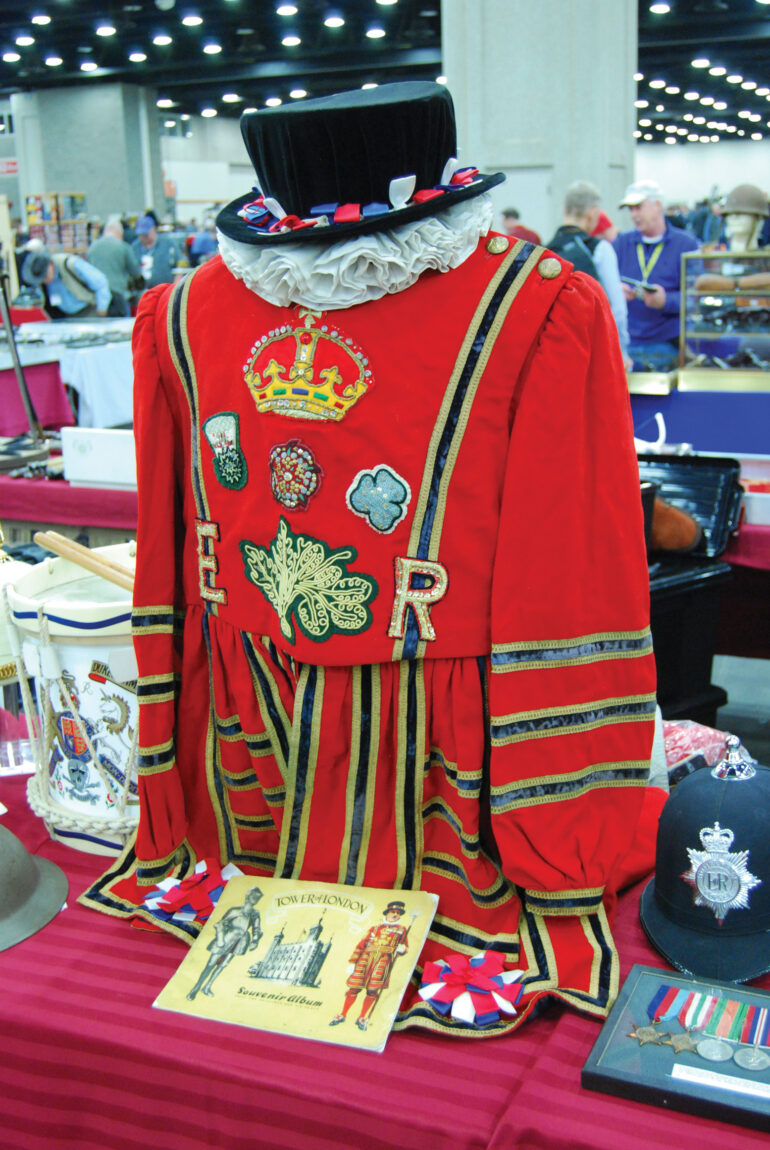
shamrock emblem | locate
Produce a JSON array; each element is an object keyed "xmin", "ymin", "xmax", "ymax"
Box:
[{"xmin": 346, "ymin": 465, "xmax": 411, "ymax": 533}]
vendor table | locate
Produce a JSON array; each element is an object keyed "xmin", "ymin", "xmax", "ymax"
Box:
[
  {"xmin": 0, "ymin": 361, "xmax": 75, "ymax": 437},
  {"xmin": 2, "ymin": 771, "xmax": 769, "ymax": 1150},
  {"xmin": 0, "ymin": 475, "xmax": 137, "ymax": 548},
  {"xmin": 58, "ymin": 340, "xmax": 133, "ymax": 429}
]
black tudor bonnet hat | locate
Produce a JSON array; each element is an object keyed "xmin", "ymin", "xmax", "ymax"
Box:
[
  {"xmin": 640, "ymin": 738, "xmax": 770, "ymax": 983},
  {"xmin": 216, "ymin": 81, "xmax": 505, "ymax": 245}
]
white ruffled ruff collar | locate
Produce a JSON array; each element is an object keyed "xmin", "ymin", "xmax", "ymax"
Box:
[{"xmin": 217, "ymin": 194, "xmax": 494, "ymax": 311}]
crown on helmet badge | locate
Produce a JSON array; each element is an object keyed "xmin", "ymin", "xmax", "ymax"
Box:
[
  {"xmin": 682, "ymin": 820, "xmax": 761, "ymax": 922},
  {"xmin": 243, "ymin": 309, "xmax": 374, "ymax": 422}
]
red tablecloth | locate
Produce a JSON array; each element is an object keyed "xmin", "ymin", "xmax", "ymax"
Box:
[
  {"xmin": 725, "ymin": 524, "xmax": 770, "ymax": 572},
  {"xmin": 1, "ymin": 772, "xmax": 768, "ymax": 1150},
  {"xmin": 0, "ymin": 475, "xmax": 137, "ymax": 530},
  {"xmin": 0, "ymin": 363, "xmax": 75, "ymax": 437}
]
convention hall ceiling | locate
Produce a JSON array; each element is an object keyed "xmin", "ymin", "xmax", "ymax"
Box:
[{"xmin": 0, "ymin": 1, "xmax": 768, "ymax": 146}]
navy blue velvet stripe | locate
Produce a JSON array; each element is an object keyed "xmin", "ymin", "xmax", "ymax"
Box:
[
  {"xmin": 201, "ymin": 611, "xmax": 239, "ymax": 861},
  {"xmin": 402, "ymin": 243, "xmax": 534, "ymax": 658},
  {"xmin": 491, "ymin": 697, "xmax": 656, "ymax": 741},
  {"xmin": 526, "ymin": 892, "xmax": 603, "ymax": 912},
  {"xmin": 170, "ymin": 280, "xmax": 206, "ymax": 522},
  {"xmin": 427, "ymin": 749, "xmax": 481, "ymax": 795},
  {"xmin": 132, "ymin": 612, "xmax": 178, "ymax": 630},
  {"xmin": 490, "ymin": 765, "xmax": 650, "ymax": 808},
  {"xmin": 402, "ymin": 660, "xmax": 418, "ymax": 888},
  {"xmin": 423, "ymin": 854, "xmax": 510, "ymax": 905},
  {"xmin": 216, "ymin": 717, "xmax": 243, "ymax": 737},
  {"xmin": 137, "ymin": 748, "xmax": 175, "ymax": 770},
  {"xmin": 267, "ymin": 638, "xmax": 295, "ymax": 695},
  {"xmin": 241, "ymin": 633, "xmax": 290, "ymax": 768},
  {"xmin": 137, "ymin": 679, "xmax": 176, "ymax": 698},
  {"xmin": 281, "ymin": 664, "xmax": 317, "ymax": 878},
  {"xmin": 429, "ymin": 916, "xmax": 519, "ymax": 959},
  {"xmin": 345, "ymin": 665, "xmax": 372, "ymax": 884},
  {"xmin": 491, "ymin": 634, "xmax": 653, "ymax": 667},
  {"xmin": 422, "ymin": 801, "xmax": 481, "ymax": 854}
]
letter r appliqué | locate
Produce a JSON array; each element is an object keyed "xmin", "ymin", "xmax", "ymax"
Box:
[{"xmin": 387, "ymin": 557, "xmax": 449, "ymax": 641}]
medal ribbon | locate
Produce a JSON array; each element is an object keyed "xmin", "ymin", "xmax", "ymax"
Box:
[
  {"xmin": 648, "ymin": 985, "xmax": 770, "ymax": 1047},
  {"xmin": 636, "ymin": 241, "xmax": 664, "ymax": 284}
]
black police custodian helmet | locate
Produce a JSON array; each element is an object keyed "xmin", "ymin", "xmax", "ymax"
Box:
[
  {"xmin": 216, "ymin": 81, "xmax": 505, "ymax": 246},
  {"xmin": 640, "ymin": 738, "xmax": 770, "ymax": 983}
]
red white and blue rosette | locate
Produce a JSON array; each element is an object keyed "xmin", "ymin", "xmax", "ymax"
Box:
[
  {"xmin": 142, "ymin": 859, "xmax": 243, "ymax": 926},
  {"xmin": 418, "ymin": 951, "xmax": 524, "ymax": 1026}
]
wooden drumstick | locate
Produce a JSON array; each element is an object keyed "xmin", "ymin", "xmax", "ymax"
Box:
[{"xmin": 33, "ymin": 530, "xmax": 135, "ymax": 593}]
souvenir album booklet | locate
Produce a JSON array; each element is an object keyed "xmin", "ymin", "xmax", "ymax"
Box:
[{"xmin": 154, "ymin": 876, "xmax": 438, "ymax": 1053}]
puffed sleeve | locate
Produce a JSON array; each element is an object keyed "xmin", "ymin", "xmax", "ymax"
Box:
[
  {"xmin": 487, "ymin": 272, "xmax": 656, "ymax": 1006},
  {"xmin": 130, "ymin": 285, "xmax": 190, "ymax": 875}
]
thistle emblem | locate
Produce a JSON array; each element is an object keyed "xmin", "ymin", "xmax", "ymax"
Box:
[
  {"xmin": 202, "ymin": 412, "xmax": 248, "ymax": 490},
  {"xmin": 239, "ymin": 518, "xmax": 377, "ymax": 643},
  {"xmin": 682, "ymin": 820, "xmax": 761, "ymax": 921}
]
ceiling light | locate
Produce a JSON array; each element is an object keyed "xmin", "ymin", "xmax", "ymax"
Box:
[
  {"xmin": 708, "ymin": 66, "xmax": 726, "ymax": 76},
  {"xmin": 45, "ymin": 55, "xmax": 63, "ymax": 66},
  {"xmin": 222, "ymin": 93, "xmax": 241, "ymax": 103},
  {"xmin": 691, "ymin": 58, "xmax": 710, "ymax": 68},
  {"xmin": 276, "ymin": 4, "xmax": 298, "ymax": 14},
  {"xmin": 181, "ymin": 113, "xmax": 190, "ymax": 120},
  {"xmin": 639, "ymin": 118, "xmax": 652, "ymax": 126},
  {"xmin": 436, "ymin": 75, "xmax": 447, "ymax": 84},
  {"xmin": 756, "ymin": 88, "xmax": 770, "ymax": 96},
  {"xmin": 201, "ymin": 107, "xmax": 217, "ymax": 117},
  {"xmin": 699, "ymin": 135, "xmax": 710, "ymax": 143},
  {"xmin": 96, "ymin": 24, "xmax": 116, "ymax": 36},
  {"xmin": 726, "ymin": 75, "xmax": 743, "ymax": 84},
  {"xmin": 634, "ymin": 130, "xmax": 642, "ymax": 138},
  {"xmin": 751, "ymin": 132, "xmax": 763, "ymax": 139},
  {"xmin": 203, "ymin": 42, "xmax": 221, "ymax": 53},
  {"xmin": 31, "ymin": 14, "xmax": 51, "ymax": 25},
  {"xmin": 684, "ymin": 91, "xmax": 699, "ymax": 101},
  {"xmin": 649, "ymin": 79, "xmax": 666, "ymax": 89},
  {"xmin": 665, "ymin": 86, "xmax": 680, "ymax": 94},
  {"xmin": 376, "ymin": 0, "xmax": 398, "ymax": 5},
  {"xmin": 182, "ymin": 14, "xmax": 203, "ymax": 25},
  {"xmin": 700, "ymin": 96, "xmax": 714, "ymax": 105},
  {"xmin": 635, "ymin": 99, "xmax": 649, "ymax": 108},
  {"xmin": 664, "ymin": 125, "xmax": 677, "ymax": 133},
  {"xmin": 737, "ymin": 129, "xmax": 746, "ymax": 136},
  {"xmin": 164, "ymin": 120, "xmax": 176, "ymax": 128},
  {"xmin": 366, "ymin": 25, "xmax": 386, "ymax": 37},
  {"xmin": 738, "ymin": 110, "xmax": 751, "ymax": 118},
  {"xmin": 153, "ymin": 34, "xmax": 173, "ymax": 45},
  {"xmin": 687, "ymin": 133, "xmax": 698, "ymax": 141},
  {"xmin": 157, "ymin": 98, "xmax": 175, "ymax": 107},
  {"xmin": 243, "ymin": 107, "xmax": 257, "ymax": 114},
  {"xmin": 692, "ymin": 116, "xmax": 706, "ymax": 124},
  {"xmin": 2, "ymin": 51, "xmax": 20, "ymax": 62},
  {"xmin": 282, "ymin": 34, "xmax": 301, "ymax": 46},
  {"xmin": 677, "ymin": 127, "xmax": 687, "ymax": 135},
  {"xmin": 15, "ymin": 36, "xmax": 35, "ymax": 47},
  {"xmin": 664, "ymin": 137, "xmax": 676, "ymax": 145},
  {"xmin": 655, "ymin": 124, "xmax": 664, "ymax": 130},
  {"xmin": 683, "ymin": 113, "xmax": 693, "ymax": 121},
  {"xmin": 361, "ymin": 82, "xmax": 378, "ymax": 90},
  {"xmin": 649, "ymin": 3, "xmax": 670, "ymax": 12},
  {"xmin": 643, "ymin": 133, "xmax": 653, "ymax": 140},
  {"xmin": 656, "ymin": 104, "xmax": 665, "ymax": 112},
  {"xmin": 324, "ymin": 15, "xmax": 345, "ymax": 27},
  {"xmin": 713, "ymin": 101, "xmax": 727, "ymax": 110},
  {"xmin": 290, "ymin": 88, "xmax": 307, "ymax": 98},
  {"xmin": 80, "ymin": 60, "xmax": 98, "ymax": 71},
  {"xmin": 634, "ymin": 72, "xmax": 644, "ymax": 82},
  {"xmin": 129, "ymin": 51, "xmax": 147, "ymax": 61},
  {"xmin": 265, "ymin": 97, "xmax": 283, "ymax": 107},
  {"xmin": 742, "ymin": 81, "xmax": 758, "ymax": 90}
]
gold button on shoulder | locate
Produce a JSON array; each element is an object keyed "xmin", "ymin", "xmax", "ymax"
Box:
[
  {"xmin": 537, "ymin": 257, "xmax": 562, "ymax": 279},
  {"xmin": 486, "ymin": 235, "xmax": 509, "ymax": 255}
]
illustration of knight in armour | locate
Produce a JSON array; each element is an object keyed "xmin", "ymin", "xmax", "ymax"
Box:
[
  {"xmin": 187, "ymin": 886, "xmax": 263, "ymax": 1000},
  {"xmin": 330, "ymin": 901, "xmax": 409, "ymax": 1031}
]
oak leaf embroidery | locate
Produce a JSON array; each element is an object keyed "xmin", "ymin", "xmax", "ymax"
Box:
[{"xmin": 239, "ymin": 517, "xmax": 377, "ymax": 643}]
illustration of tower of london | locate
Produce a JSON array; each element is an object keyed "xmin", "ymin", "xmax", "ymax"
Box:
[{"xmin": 248, "ymin": 918, "xmax": 332, "ymax": 987}]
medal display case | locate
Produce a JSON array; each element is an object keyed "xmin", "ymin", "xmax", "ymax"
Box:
[{"xmin": 679, "ymin": 250, "xmax": 770, "ymax": 392}]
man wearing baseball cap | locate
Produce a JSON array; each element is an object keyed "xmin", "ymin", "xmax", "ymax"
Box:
[{"xmin": 614, "ymin": 178, "xmax": 699, "ymax": 372}]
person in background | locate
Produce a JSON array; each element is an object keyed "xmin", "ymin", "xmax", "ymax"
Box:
[
  {"xmin": 500, "ymin": 206, "xmax": 541, "ymax": 244},
  {"xmin": 87, "ymin": 215, "xmax": 142, "ymax": 316},
  {"xmin": 189, "ymin": 218, "xmax": 219, "ymax": 266},
  {"xmin": 614, "ymin": 178, "xmax": 698, "ymax": 372},
  {"xmin": 131, "ymin": 214, "xmax": 180, "ymax": 288},
  {"xmin": 546, "ymin": 181, "xmax": 631, "ymax": 370},
  {"xmin": 20, "ymin": 247, "xmax": 111, "ymax": 318}
]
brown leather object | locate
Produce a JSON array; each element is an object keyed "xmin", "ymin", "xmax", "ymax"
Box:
[
  {"xmin": 736, "ymin": 272, "xmax": 770, "ymax": 290},
  {"xmin": 650, "ymin": 497, "xmax": 703, "ymax": 553},
  {"xmin": 694, "ymin": 274, "xmax": 735, "ymax": 291}
]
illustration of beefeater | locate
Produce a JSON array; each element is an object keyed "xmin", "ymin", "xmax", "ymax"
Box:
[
  {"xmin": 81, "ymin": 82, "xmax": 662, "ymax": 1038},
  {"xmin": 330, "ymin": 902, "xmax": 409, "ymax": 1031}
]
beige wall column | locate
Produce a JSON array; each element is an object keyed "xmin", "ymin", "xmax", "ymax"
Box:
[
  {"xmin": 11, "ymin": 84, "xmax": 165, "ymax": 224},
  {"xmin": 442, "ymin": 0, "xmax": 637, "ymax": 242}
]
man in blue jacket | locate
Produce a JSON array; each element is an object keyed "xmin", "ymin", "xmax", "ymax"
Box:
[{"xmin": 614, "ymin": 179, "xmax": 698, "ymax": 372}]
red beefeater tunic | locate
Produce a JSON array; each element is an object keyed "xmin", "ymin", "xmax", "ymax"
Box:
[
  {"xmin": 348, "ymin": 923, "xmax": 409, "ymax": 995},
  {"xmin": 81, "ymin": 235, "xmax": 657, "ymax": 1036}
]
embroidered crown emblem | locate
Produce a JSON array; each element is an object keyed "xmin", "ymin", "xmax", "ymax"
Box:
[{"xmin": 243, "ymin": 309, "xmax": 374, "ymax": 422}]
